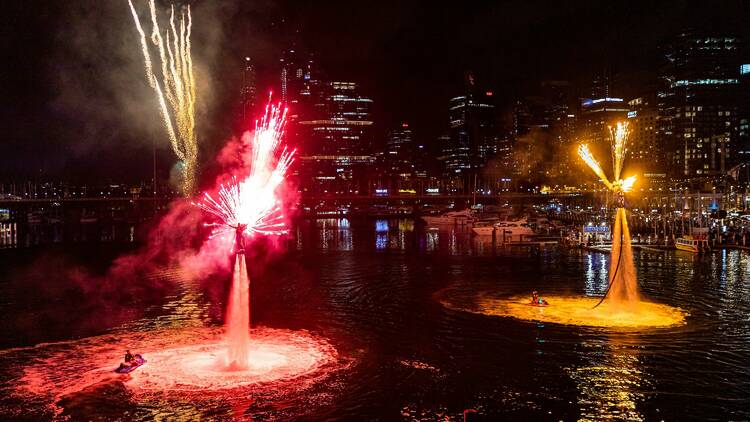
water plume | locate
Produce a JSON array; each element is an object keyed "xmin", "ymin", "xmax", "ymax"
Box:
[
  {"xmin": 193, "ymin": 101, "xmax": 294, "ymax": 370},
  {"xmin": 606, "ymin": 208, "xmax": 639, "ymax": 309}
]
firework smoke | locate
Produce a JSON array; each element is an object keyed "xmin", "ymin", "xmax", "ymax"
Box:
[{"xmin": 128, "ymin": 0, "xmax": 198, "ymax": 195}]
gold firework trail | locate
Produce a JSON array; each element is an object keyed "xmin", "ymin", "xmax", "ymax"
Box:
[
  {"xmin": 610, "ymin": 121, "xmax": 629, "ymax": 181},
  {"xmin": 577, "ymin": 121, "xmax": 635, "ymax": 194},
  {"xmin": 128, "ymin": 0, "xmax": 198, "ymax": 195},
  {"xmin": 578, "ymin": 144, "xmax": 613, "ymax": 190}
]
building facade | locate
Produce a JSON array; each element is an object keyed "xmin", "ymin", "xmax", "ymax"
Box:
[
  {"xmin": 442, "ymin": 73, "xmax": 497, "ymax": 177},
  {"xmin": 296, "ymin": 81, "xmax": 375, "ymax": 195},
  {"xmin": 627, "ymin": 95, "xmax": 661, "ymax": 177},
  {"xmin": 658, "ymin": 33, "xmax": 744, "ymax": 178}
]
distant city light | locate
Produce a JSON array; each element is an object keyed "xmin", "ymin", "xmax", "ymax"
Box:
[
  {"xmin": 671, "ymin": 78, "xmax": 738, "ymax": 88},
  {"xmin": 582, "ymin": 97, "xmax": 624, "ymax": 106}
]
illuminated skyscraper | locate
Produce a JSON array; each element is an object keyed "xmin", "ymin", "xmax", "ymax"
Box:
[
  {"xmin": 659, "ymin": 33, "xmax": 743, "ymax": 177},
  {"xmin": 240, "ymin": 57, "xmax": 257, "ymax": 121},
  {"xmin": 297, "ymin": 81, "xmax": 375, "ymax": 194},
  {"xmin": 442, "ymin": 72, "xmax": 496, "ymax": 175},
  {"xmin": 627, "ymin": 96, "xmax": 661, "ymax": 176},
  {"xmin": 580, "ymin": 97, "xmax": 629, "ymax": 146},
  {"xmin": 279, "ymin": 48, "xmax": 303, "ymax": 106},
  {"xmin": 386, "ymin": 123, "xmax": 413, "ymax": 155},
  {"xmin": 384, "ymin": 123, "xmax": 414, "ymax": 175}
]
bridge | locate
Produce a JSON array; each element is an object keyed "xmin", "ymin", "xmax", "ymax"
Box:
[{"xmin": 0, "ymin": 192, "xmax": 595, "ymax": 210}]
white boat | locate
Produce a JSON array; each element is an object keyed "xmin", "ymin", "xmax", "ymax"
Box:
[
  {"xmin": 421, "ymin": 209, "xmax": 473, "ymax": 225},
  {"xmin": 495, "ymin": 217, "xmax": 535, "ymax": 241},
  {"xmin": 471, "ymin": 220, "xmax": 497, "ymax": 236}
]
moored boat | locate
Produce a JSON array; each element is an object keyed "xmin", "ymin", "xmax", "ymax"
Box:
[
  {"xmin": 471, "ymin": 220, "xmax": 497, "ymax": 236},
  {"xmin": 421, "ymin": 209, "xmax": 473, "ymax": 225},
  {"xmin": 675, "ymin": 235, "xmax": 709, "ymax": 253}
]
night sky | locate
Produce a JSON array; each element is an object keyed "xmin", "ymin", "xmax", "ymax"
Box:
[{"xmin": 2, "ymin": 0, "xmax": 748, "ymax": 183}]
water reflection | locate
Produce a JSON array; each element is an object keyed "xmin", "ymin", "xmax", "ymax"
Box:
[
  {"xmin": 375, "ymin": 219, "xmax": 388, "ymax": 250},
  {"xmin": 118, "ymin": 267, "xmax": 211, "ymax": 333},
  {"xmin": 570, "ymin": 335, "xmax": 645, "ymax": 421},
  {"xmin": 3, "ymin": 219, "xmax": 750, "ymax": 420},
  {"xmin": 303, "ymin": 218, "xmax": 353, "ymax": 251},
  {"xmin": 584, "ymin": 253, "xmax": 609, "ymax": 296},
  {"xmin": 296, "ymin": 218, "xmax": 555, "ymax": 257},
  {"xmin": 425, "ymin": 229, "xmax": 438, "ymax": 252}
]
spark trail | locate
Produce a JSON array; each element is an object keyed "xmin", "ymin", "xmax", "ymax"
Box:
[
  {"xmin": 578, "ymin": 144, "xmax": 613, "ymax": 190},
  {"xmin": 193, "ymin": 103, "xmax": 294, "ymax": 241},
  {"xmin": 128, "ymin": 0, "xmax": 198, "ymax": 195},
  {"xmin": 193, "ymin": 102, "xmax": 294, "ymax": 369}
]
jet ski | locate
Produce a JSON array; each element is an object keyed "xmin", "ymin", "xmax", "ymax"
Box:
[{"xmin": 115, "ymin": 354, "xmax": 146, "ymax": 374}]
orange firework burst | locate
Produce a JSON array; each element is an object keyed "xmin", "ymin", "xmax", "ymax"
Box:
[{"xmin": 578, "ymin": 121, "xmax": 636, "ymax": 194}]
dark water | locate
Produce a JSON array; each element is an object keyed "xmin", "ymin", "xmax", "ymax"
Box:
[{"xmin": 1, "ymin": 218, "xmax": 750, "ymax": 421}]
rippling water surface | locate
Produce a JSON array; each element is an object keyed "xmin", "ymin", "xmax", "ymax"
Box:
[{"xmin": 1, "ymin": 218, "xmax": 749, "ymax": 420}]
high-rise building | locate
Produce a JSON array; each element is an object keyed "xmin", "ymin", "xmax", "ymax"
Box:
[
  {"xmin": 412, "ymin": 142, "xmax": 429, "ymax": 179},
  {"xmin": 442, "ymin": 72, "xmax": 497, "ymax": 176},
  {"xmin": 240, "ymin": 57, "xmax": 257, "ymax": 121},
  {"xmin": 296, "ymin": 81, "xmax": 375, "ymax": 194},
  {"xmin": 279, "ymin": 49, "xmax": 323, "ymax": 123},
  {"xmin": 579, "ymin": 72, "xmax": 629, "ymax": 155},
  {"xmin": 658, "ymin": 33, "xmax": 744, "ymax": 178},
  {"xmin": 439, "ymin": 131, "xmax": 469, "ymax": 175},
  {"xmin": 591, "ymin": 71, "xmax": 614, "ymax": 99},
  {"xmin": 386, "ymin": 123, "xmax": 413, "ymax": 155},
  {"xmin": 377, "ymin": 122, "xmax": 428, "ymax": 192},
  {"xmin": 579, "ymin": 97, "xmax": 629, "ymax": 146},
  {"xmin": 512, "ymin": 81, "xmax": 577, "ymax": 183},
  {"xmin": 384, "ymin": 123, "xmax": 414, "ymax": 175},
  {"xmin": 627, "ymin": 96, "xmax": 661, "ymax": 176},
  {"xmin": 738, "ymin": 63, "xmax": 750, "ymax": 164},
  {"xmin": 279, "ymin": 48, "xmax": 303, "ymax": 106}
]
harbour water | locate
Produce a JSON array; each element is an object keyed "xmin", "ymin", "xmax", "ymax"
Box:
[{"xmin": 0, "ymin": 218, "xmax": 749, "ymax": 420}]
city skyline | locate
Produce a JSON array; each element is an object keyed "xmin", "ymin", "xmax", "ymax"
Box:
[{"xmin": 2, "ymin": 0, "xmax": 749, "ymax": 185}]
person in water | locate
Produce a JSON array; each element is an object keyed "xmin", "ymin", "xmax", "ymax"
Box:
[{"xmin": 530, "ymin": 291, "xmax": 549, "ymax": 306}]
